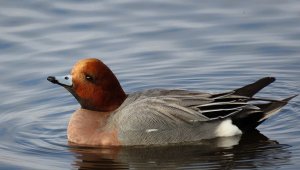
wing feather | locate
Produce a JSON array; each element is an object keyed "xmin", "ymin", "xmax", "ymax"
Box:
[{"xmin": 114, "ymin": 90, "xmax": 256, "ymax": 132}]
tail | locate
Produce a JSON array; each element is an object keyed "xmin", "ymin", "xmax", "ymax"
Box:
[
  {"xmin": 257, "ymin": 94, "xmax": 298, "ymax": 122},
  {"xmin": 228, "ymin": 77, "xmax": 298, "ymax": 131},
  {"xmin": 232, "ymin": 95, "xmax": 297, "ymax": 132}
]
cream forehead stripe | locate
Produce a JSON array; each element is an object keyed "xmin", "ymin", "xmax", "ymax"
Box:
[{"xmin": 54, "ymin": 75, "xmax": 73, "ymax": 86}]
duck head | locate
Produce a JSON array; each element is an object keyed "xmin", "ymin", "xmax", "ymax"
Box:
[{"xmin": 47, "ymin": 58, "xmax": 126, "ymax": 112}]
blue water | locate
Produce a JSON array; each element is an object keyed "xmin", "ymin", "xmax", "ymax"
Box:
[{"xmin": 0, "ymin": 0, "xmax": 299, "ymax": 169}]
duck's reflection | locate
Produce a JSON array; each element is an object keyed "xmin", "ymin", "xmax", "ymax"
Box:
[{"xmin": 69, "ymin": 130, "xmax": 291, "ymax": 170}]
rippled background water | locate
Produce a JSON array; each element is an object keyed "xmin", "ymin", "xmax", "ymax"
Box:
[{"xmin": 0, "ymin": 0, "xmax": 299, "ymax": 169}]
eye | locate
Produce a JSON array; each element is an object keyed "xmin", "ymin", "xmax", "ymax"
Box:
[{"xmin": 85, "ymin": 75, "xmax": 94, "ymax": 82}]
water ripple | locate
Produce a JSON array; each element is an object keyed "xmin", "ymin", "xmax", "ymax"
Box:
[{"xmin": 0, "ymin": 0, "xmax": 299, "ymax": 169}]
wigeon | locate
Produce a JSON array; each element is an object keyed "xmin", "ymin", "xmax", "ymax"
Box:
[{"xmin": 47, "ymin": 58, "xmax": 297, "ymax": 146}]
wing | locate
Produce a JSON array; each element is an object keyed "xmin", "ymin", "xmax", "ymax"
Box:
[{"xmin": 113, "ymin": 89, "xmax": 255, "ymax": 132}]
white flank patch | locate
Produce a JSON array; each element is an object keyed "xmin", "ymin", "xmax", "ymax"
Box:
[
  {"xmin": 145, "ymin": 129, "xmax": 158, "ymax": 133},
  {"xmin": 214, "ymin": 119, "xmax": 242, "ymax": 137}
]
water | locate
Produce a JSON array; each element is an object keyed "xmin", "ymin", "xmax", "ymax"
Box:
[{"xmin": 0, "ymin": 0, "xmax": 299, "ymax": 169}]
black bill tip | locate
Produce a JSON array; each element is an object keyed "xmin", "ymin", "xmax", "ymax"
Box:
[{"xmin": 47, "ymin": 76, "xmax": 58, "ymax": 84}]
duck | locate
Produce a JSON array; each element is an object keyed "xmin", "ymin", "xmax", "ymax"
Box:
[{"xmin": 47, "ymin": 58, "xmax": 297, "ymax": 146}]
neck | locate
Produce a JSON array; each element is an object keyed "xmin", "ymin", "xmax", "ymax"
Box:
[
  {"xmin": 82, "ymin": 90, "xmax": 126, "ymax": 112},
  {"xmin": 73, "ymin": 85, "xmax": 127, "ymax": 112}
]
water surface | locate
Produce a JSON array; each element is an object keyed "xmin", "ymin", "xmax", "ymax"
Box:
[{"xmin": 0, "ymin": 0, "xmax": 299, "ymax": 169}]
